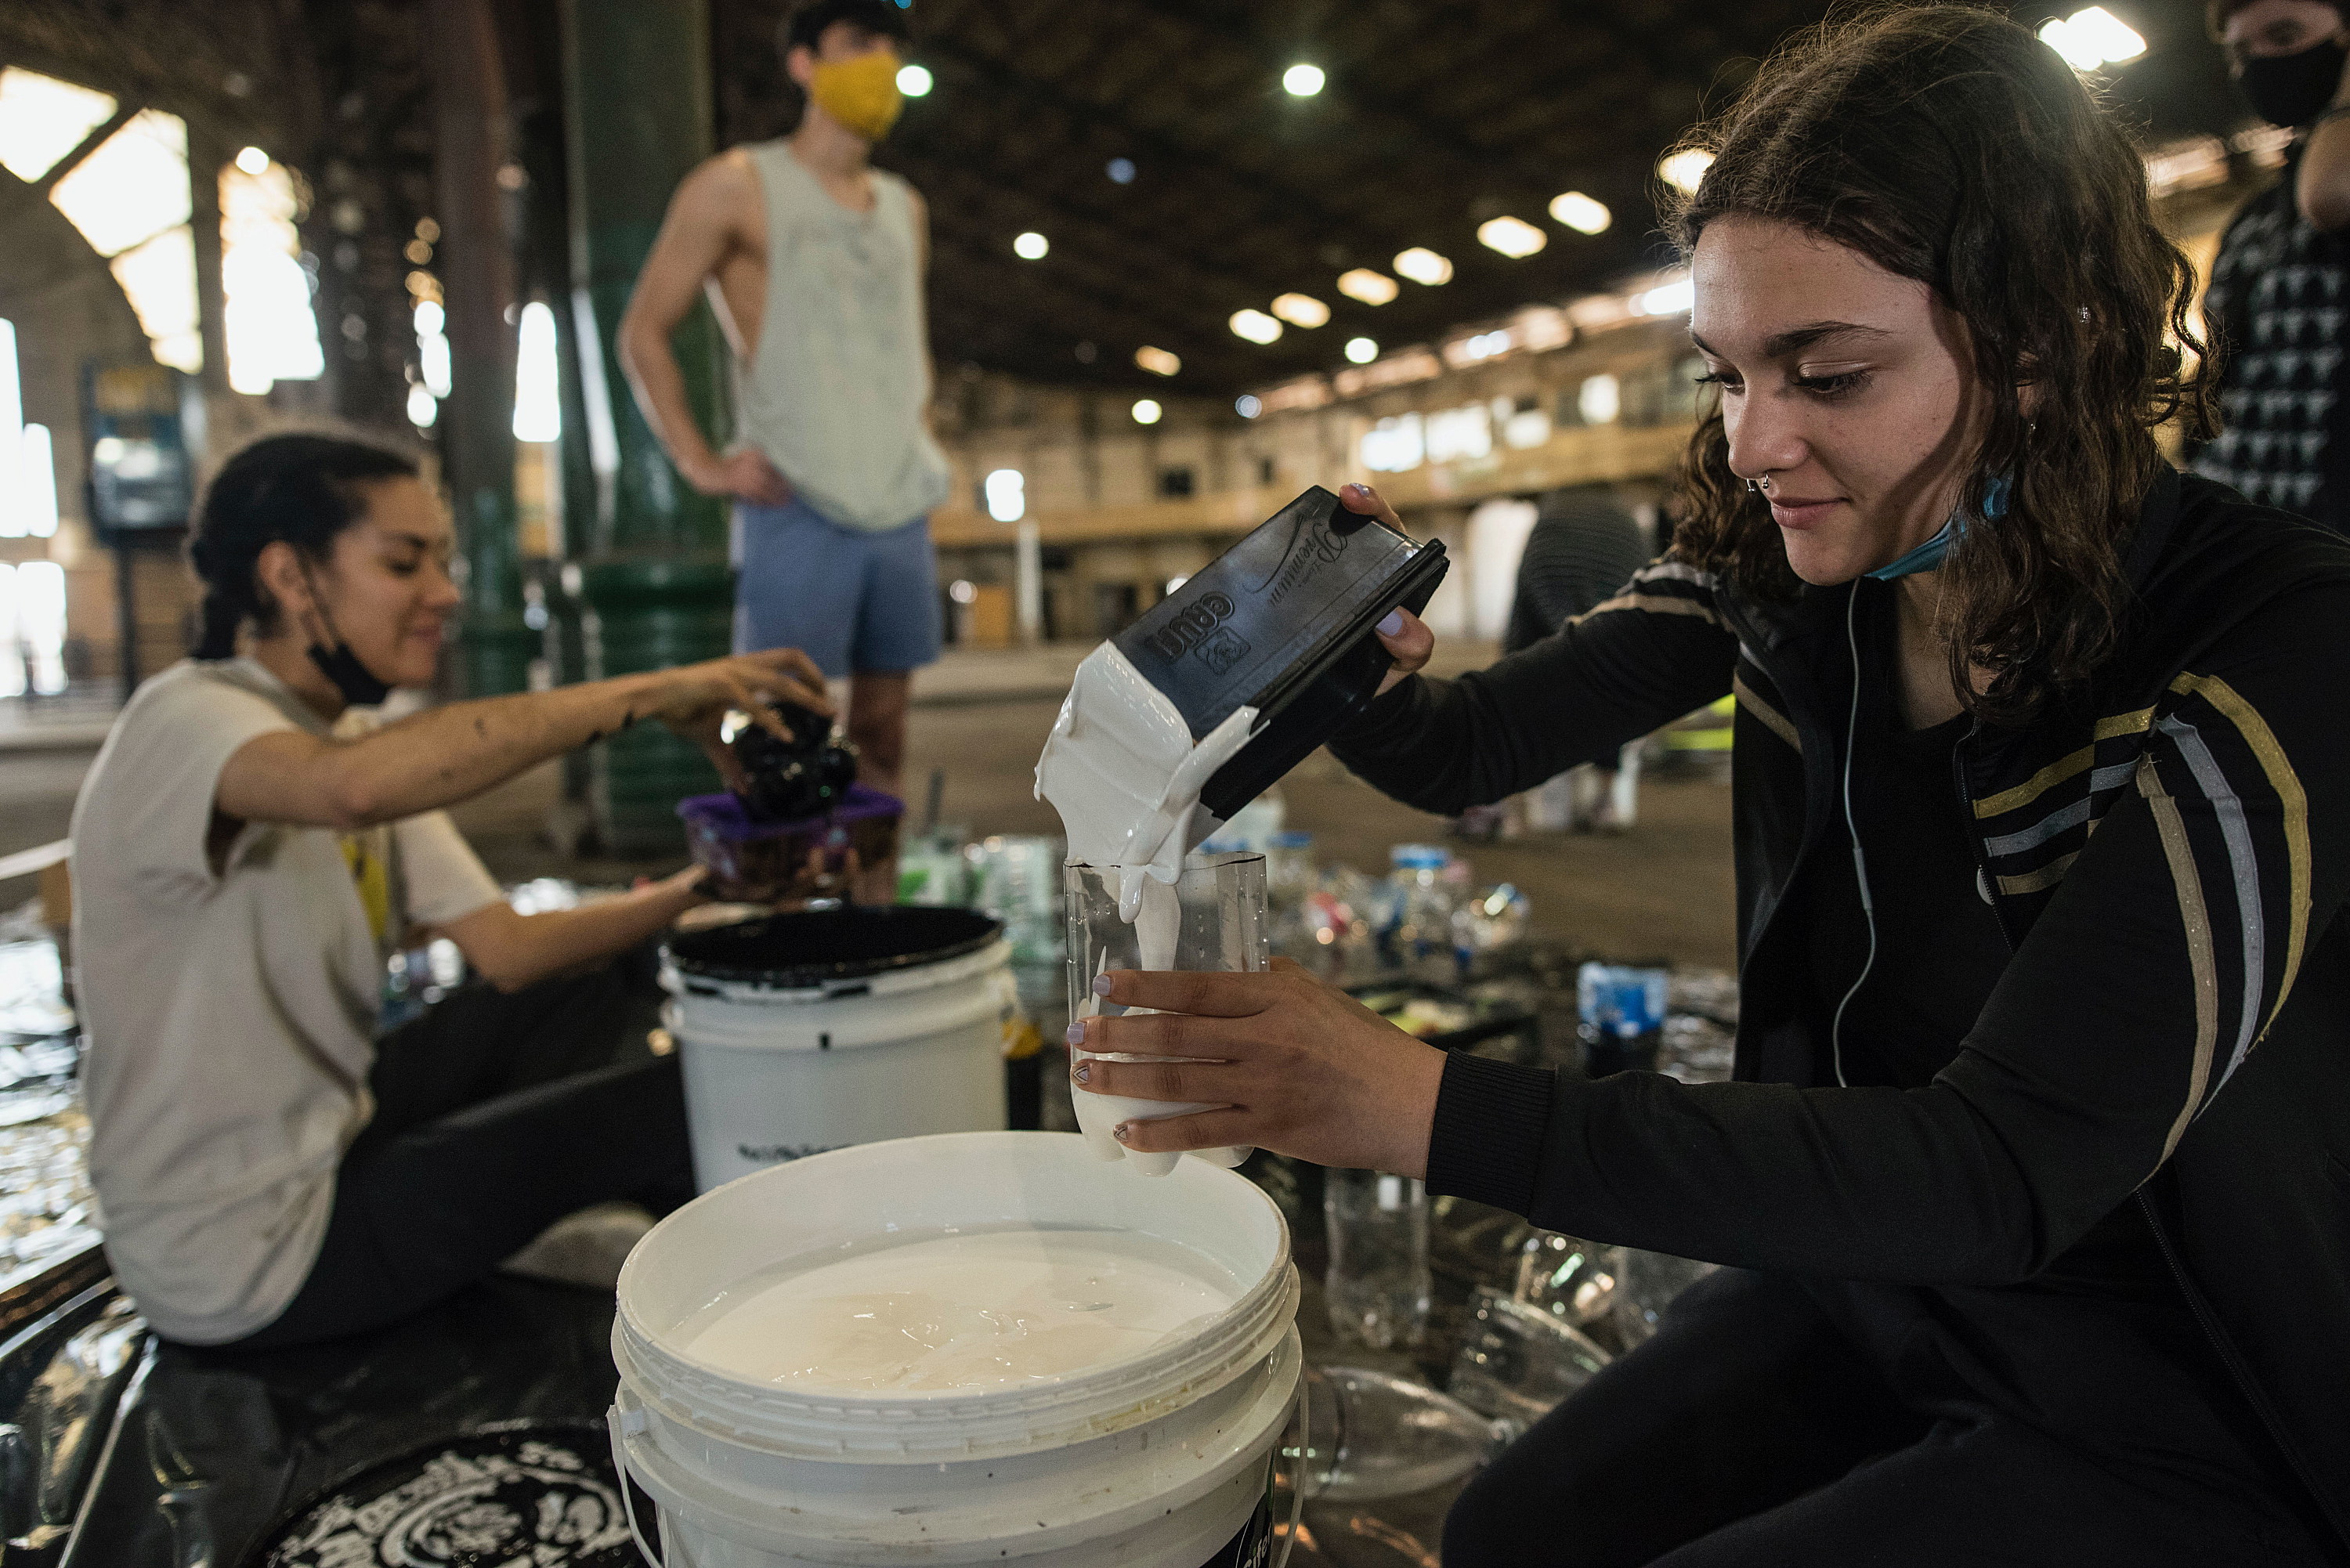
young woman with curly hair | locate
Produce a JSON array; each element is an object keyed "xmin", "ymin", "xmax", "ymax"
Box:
[{"xmin": 1068, "ymin": 8, "xmax": 2350, "ymax": 1562}]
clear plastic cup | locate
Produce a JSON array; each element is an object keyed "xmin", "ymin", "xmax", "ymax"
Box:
[{"xmin": 1065, "ymin": 851, "xmax": 1267, "ymax": 1176}]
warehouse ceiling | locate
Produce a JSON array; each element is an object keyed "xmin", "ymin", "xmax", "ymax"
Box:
[
  {"xmin": 713, "ymin": 0, "xmax": 2249, "ymax": 398},
  {"xmin": 1, "ymin": 0, "xmax": 2257, "ymax": 413}
]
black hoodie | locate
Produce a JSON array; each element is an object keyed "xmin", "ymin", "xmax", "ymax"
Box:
[{"xmin": 1332, "ymin": 469, "xmax": 2350, "ymax": 1548}]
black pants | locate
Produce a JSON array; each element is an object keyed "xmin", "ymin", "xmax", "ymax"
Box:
[
  {"xmin": 224, "ymin": 956, "xmax": 692, "ymax": 1351},
  {"xmin": 1443, "ymin": 1269, "xmax": 2336, "ymax": 1568}
]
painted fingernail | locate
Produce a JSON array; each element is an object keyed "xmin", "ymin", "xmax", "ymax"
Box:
[
  {"xmin": 1376, "ymin": 609, "xmax": 1405, "ymax": 637},
  {"xmin": 1072, "ymin": 1062, "xmax": 1090, "ymax": 1085},
  {"xmin": 1091, "ymin": 975, "xmax": 1114, "ymax": 997},
  {"xmin": 1065, "ymin": 1021, "xmax": 1086, "ymax": 1047},
  {"xmin": 1113, "ymin": 1123, "xmax": 1132, "ymax": 1142}
]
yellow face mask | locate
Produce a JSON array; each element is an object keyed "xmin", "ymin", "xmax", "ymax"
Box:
[{"xmin": 808, "ymin": 51, "xmax": 905, "ymax": 142}]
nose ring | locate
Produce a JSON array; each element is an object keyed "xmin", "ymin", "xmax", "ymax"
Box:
[{"xmin": 1745, "ymin": 479, "xmax": 1758, "ymax": 493}]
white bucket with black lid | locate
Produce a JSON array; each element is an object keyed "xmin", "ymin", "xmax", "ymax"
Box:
[
  {"xmin": 661, "ymin": 908, "xmax": 1014, "ymax": 1191},
  {"xmin": 608, "ymin": 1130, "xmax": 1302, "ymax": 1568}
]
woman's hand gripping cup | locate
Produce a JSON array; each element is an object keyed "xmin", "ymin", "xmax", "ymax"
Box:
[{"xmin": 1067, "ymin": 959, "xmax": 1449, "ymax": 1178}]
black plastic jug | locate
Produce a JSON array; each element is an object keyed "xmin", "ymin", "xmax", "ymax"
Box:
[{"xmin": 1110, "ymin": 486, "xmax": 1448, "ymax": 821}]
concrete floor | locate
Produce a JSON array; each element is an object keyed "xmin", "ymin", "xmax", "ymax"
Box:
[{"xmin": 0, "ymin": 659, "xmax": 1737, "ymax": 969}]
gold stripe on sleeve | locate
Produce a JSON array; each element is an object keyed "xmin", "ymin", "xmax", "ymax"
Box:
[
  {"xmin": 1732, "ymin": 672, "xmax": 1800, "ymax": 753},
  {"xmin": 2138, "ymin": 755, "xmax": 2219, "ymax": 1162},
  {"xmin": 2171, "ymin": 672, "xmax": 2312, "ymax": 1029}
]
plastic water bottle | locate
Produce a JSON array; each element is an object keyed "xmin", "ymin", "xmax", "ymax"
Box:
[
  {"xmin": 1324, "ymin": 1170, "xmax": 1431, "ymax": 1349},
  {"xmin": 1384, "ymin": 844, "xmax": 1459, "ymax": 985},
  {"xmin": 1577, "ymin": 962, "xmax": 1668, "ymax": 1077}
]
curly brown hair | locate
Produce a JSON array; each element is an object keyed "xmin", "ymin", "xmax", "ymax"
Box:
[{"xmin": 1665, "ymin": 4, "xmax": 2217, "ymax": 722}]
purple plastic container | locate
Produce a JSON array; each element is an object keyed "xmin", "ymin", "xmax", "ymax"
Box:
[{"xmin": 678, "ymin": 785, "xmax": 903, "ymax": 897}]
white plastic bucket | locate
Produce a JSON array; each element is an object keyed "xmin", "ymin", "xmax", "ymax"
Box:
[
  {"xmin": 663, "ymin": 909, "xmax": 1016, "ymax": 1190},
  {"xmin": 609, "ymin": 1130, "xmax": 1302, "ymax": 1568}
]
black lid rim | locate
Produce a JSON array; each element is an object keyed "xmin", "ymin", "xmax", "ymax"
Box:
[{"xmin": 665, "ymin": 906, "xmax": 1007, "ymax": 987}]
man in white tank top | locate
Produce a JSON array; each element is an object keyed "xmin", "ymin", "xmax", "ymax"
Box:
[{"xmin": 621, "ymin": 0, "xmax": 948, "ymax": 800}]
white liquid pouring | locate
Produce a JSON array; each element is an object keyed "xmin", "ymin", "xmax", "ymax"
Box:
[
  {"xmin": 1033, "ymin": 643, "xmax": 1258, "ymax": 1175},
  {"xmin": 679, "ymin": 1226, "xmax": 1238, "ymax": 1396}
]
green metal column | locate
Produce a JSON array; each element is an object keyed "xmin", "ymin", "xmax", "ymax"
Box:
[
  {"xmin": 559, "ymin": 0, "xmax": 735, "ymax": 852},
  {"xmin": 425, "ymin": 0, "xmax": 537, "ymax": 698}
]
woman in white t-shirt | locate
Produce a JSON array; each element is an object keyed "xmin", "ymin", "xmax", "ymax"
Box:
[{"xmin": 71, "ymin": 432, "xmax": 831, "ymax": 1348}]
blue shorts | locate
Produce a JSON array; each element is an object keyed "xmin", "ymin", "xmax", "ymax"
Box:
[{"xmin": 732, "ymin": 499, "xmax": 942, "ymax": 677}]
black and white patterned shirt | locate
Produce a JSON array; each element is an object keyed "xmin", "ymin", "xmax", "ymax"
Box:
[{"xmin": 2194, "ymin": 156, "xmax": 2350, "ymax": 534}]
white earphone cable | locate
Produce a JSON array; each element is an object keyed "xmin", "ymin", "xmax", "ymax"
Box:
[{"xmin": 1828, "ymin": 586, "xmax": 1872, "ymax": 1090}]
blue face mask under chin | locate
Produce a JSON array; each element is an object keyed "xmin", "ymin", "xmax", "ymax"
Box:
[{"xmin": 1866, "ymin": 475, "xmax": 2011, "ymax": 582}]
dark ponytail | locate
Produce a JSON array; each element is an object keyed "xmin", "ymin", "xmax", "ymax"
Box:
[{"xmin": 186, "ymin": 432, "xmax": 418, "ymax": 659}]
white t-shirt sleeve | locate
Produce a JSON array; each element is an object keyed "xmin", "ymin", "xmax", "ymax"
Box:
[
  {"xmin": 392, "ymin": 810, "xmax": 503, "ymax": 927},
  {"xmin": 96, "ymin": 672, "xmax": 298, "ymax": 902}
]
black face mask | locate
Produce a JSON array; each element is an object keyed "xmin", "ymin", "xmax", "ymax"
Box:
[
  {"xmin": 2240, "ymin": 38, "xmax": 2348, "ymax": 128},
  {"xmin": 308, "ymin": 639, "xmax": 392, "ymax": 706}
]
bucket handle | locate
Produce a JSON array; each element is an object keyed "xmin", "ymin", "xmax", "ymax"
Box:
[{"xmin": 608, "ymin": 1403, "xmax": 666, "ymax": 1568}]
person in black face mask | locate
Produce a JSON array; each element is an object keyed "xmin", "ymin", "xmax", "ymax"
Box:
[
  {"xmin": 2193, "ymin": 0, "xmax": 2350, "ymax": 535},
  {"xmin": 70, "ymin": 432, "xmax": 841, "ymax": 1352}
]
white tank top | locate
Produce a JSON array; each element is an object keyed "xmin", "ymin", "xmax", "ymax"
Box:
[{"xmin": 732, "ymin": 143, "xmax": 952, "ymax": 533}]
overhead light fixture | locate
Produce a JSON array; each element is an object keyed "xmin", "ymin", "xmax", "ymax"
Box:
[
  {"xmin": 1282, "ymin": 63, "xmax": 1325, "ymax": 96},
  {"xmin": 895, "ymin": 63, "xmax": 934, "ymax": 97},
  {"xmin": 1657, "ymin": 148, "xmax": 1713, "ymax": 195},
  {"xmin": 1549, "ymin": 190, "xmax": 1611, "ymax": 234},
  {"xmin": 1107, "ymin": 156, "xmax": 1136, "ymax": 184},
  {"xmin": 1344, "ymin": 336, "xmax": 1378, "ymax": 364},
  {"xmin": 1633, "ymin": 277, "xmax": 1694, "ymax": 316},
  {"xmin": 1230, "ymin": 308, "xmax": 1283, "ymax": 344},
  {"xmin": 1013, "ymin": 230, "xmax": 1048, "ymax": 260},
  {"xmin": 1392, "ymin": 247, "xmax": 1453, "ymax": 286},
  {"xmin": 1235, "ymin": 394, "xmax": 1263, "ymax": 418},
  {"xmin": 1134, "ymin": 345, "xmax": 1181, "ymax": 377},
  {"xmin": 2037, "ymin": 6, "xmax": 2146, "ymax": 70},
  {"xmin": 1477, "ymin": 216, "xmax": 1546, "ymax": 258},
  {"xmin": 234, "ymin": 145, "xmax": 269, "ymax": 175},
  {"xmin": 1271, "ymin": 292, "xmax": 1329, "ymax": 328},
  {"xmin": 407, "ymin": 383, "xmax": 437, "ymax": 428},
  {"xmin": 1131, "ymin": 398, "xmax": 1163, "ymax": 425},
  {"xmin": 1337, "ymin": 268, "xmax": 1398, "ymax": 305}
]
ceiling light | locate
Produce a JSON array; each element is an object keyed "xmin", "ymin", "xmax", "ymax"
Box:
[
  {"xmin": 895, "ymin": 63, "xmax": 933, "ymax": 97},
  {"xmin": 0, "ymin": 68, "xmax": 118, "ymax": 184},
  {"xmin": 1235, "ymin": 395, "xmax": 1263, "ymax": 418},
  {"xmin": 1634, "ymin": 277, "xmax": 1694, "ymax": 316},
  {"xmin": 1282, "ymin": 63, "xmax": 1325, "ymax": 96},
  {"xmin": 1131, "ymin": 398, "xmax": 1163, "ymax": 425},
  {"xmin": 2038, "ymin": 7, "xmax": 2146, "ymax": 70},
  {"xmin": 1392, "ymin": 247, "xmax": 1453, "ymax": 286},
  {"xmin": 1345, "ymin": 336, "xmax": 1377, "ymax": 364},
  {"xmin": 407, "ymin": 383, "xmax": 437, "ymax": 428},
  {"xmin": 234, "ymin": 144, "xmax": 269, "ymax": 175},
  {"xmin": 1107, "ymin": 157, "xmax": 1136, "ymax": 184},
  {"xmin": 1271, "ymin": 292, "xmax": 1329, "ymax": 328},
  {"xmin": 1549, "ymin": 190, "xmax": 1611, "ymax": 234},
  {"xmin": 1013, "ymin": 230, "xmax": 1048, "ymax": 260},
  {"xmin": 1135, "ymin": 345, "xmax": 1181, "ymax": 376},
  {"xmin": 1477, "ymin": 216, "xmax": 1546, "ymax": 258},
  {"xmin": 1337, "ymin": 268, "xmax": 1398, "ymax": 306},
  {"xmin": 1230, "ymin": 309, "xmax": 1283, "ymax": 344},
  {"xmin": 1657, "ymin": 149, "xmax": 1713, "ymax": 195}
]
